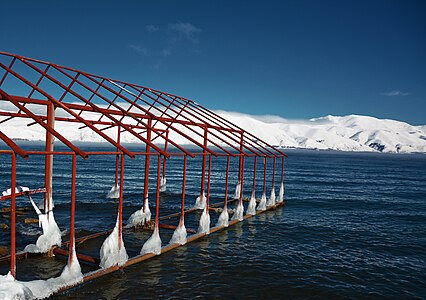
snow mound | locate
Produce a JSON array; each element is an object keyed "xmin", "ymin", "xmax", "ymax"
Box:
[
  {"xmin": 6, "ymin": 245, "xmax": 84, "ymax": 299},
  {"xmin": 266, "ymin": 187, "xmax": 276, "ymax": 207},
  {"xmin": 198, "ymin": 207, "xmax": 210, "ymax": 234},
  {"xmin": 194, "ymin": 192, "xmax": 206, "ymax": 209},
  {"xmin": 246, "ymin": 192, "xmax": 257, "ymax": 215},
  {"xmin": 169, "ymin": 221, "xmax": 187, "ymax": 245},
  {"xmin": 216, "ymin": 207, "xmax": 229, "ymax": 227},
  {"xmin": 99, "ymin": 214, "xmax": 128, "ymax": 269},
  {"xmin": 160, "ymin": 176, "xmax": 166, "ymax": 192},
  {"xmin": 257, "ymin": 192, "xmax": 267, "ymax": 211},
  {"xmin": 127, "ymin": 199, "xmax": 151, "ymax": 227},
  {"xmin": 141, "ymin": 227, "xmax": 162, "ymax": 255},
  {"xmin": 0, "ymin": 272, "xmax": 33, "ymax": 300},
  {"xmin": 231, "ymin": 201, "xmax": 244, "ymax": 221},
  {"xmin": 24, "ymin": 210, "xmax": 61, "ymax": 253},
  {"xmin": 278, "ymin": 182, "xmax": 284, "ymax": 202},
  {"xmin": 106, "ymin": 184, "xmax": 119, "ymax": 199}
]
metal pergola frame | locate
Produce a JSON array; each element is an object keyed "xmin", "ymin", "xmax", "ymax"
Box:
[{"xmin": 0, "ymin": 51, "xmax": 287, "ymax": 295}]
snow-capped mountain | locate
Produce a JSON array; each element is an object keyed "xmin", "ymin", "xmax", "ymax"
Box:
[{"xmin": 1, "ymin": 108, "xmax": 425, "ymax": 153}]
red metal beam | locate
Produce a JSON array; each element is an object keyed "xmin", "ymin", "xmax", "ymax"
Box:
[
  {"xmin": 0, "ymin": 131, "xmax": 28, "ymax": 159},
  {"xmin": 0, "ymin": 89, "xmax": 89, "ymax": 159}
]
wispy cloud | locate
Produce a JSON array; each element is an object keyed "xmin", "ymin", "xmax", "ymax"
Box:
[
  {"xmin": 168, "ymin": 22, "xmax": 202, "ymax": 44},
  {"xmin": 162, "ymin": 48, "xmax": 172, "ymax": 57},
  {"xmin": 380, "ymin": 90, "xmax": 410, "ymax": 96},
  {"xmin": 129, "ymin": 22, "xmax": 201, "ymax": 70},
  {"xmin": 145, "ymin": 24, "xmax": 159, "ymax": 33},
  {"xmin": 128, "ymin": 44, "xmax": 149, "ymax": 57}
]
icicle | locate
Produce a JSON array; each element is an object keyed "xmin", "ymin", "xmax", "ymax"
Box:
[
  {"xmin": 99, "ymin": 214, "xmax": 128, "ymax": 269},
  {"xmin": 278, "ymin": 182, "xmax": 284, "ymax": 202},
  {"xmin": 141, "ymin": 227, "xmax": 162, "ymax": 255},
  {"xmin": 194, "ymin": 191, "xmax": 206, "ymax": 209},
  {"xmin": 257, "ymin": 192, "xmax": 267, "ymax": 211},
  {"xmin": 216, "ymin": 207, "xmax": 229, "ymax": 227},
  {"xmin": 246, "ymin": 191, "xmax": 257, "ymax": 215},
  {"xmin": 160, "ymin": 176, "xmax": 167, "ymax": 192},
  {"xmin": 24, "ymin": 210, "xmax": 61, "ymax": 253},
  {"xmin": 233, "ymin": 181, "xmax": 241, "ymax": 199},
  {"xmin": 198, "ymin": 207, "xmax": 210, "ymax": 234},
  {"xmin": 266, "ymin": 187, "xmax": 276, "ymax": 207},
  {"xmin": 0, "ymin": 272, "xmax": 33, "ymax": 299},
  {"xmin": 106, "ymin": 184, "xmax": 120, "ymax": 199},
  {"xmin": 232, "ymin": 201, "xmax": 244, "ymax": 221},
  {"xmin": 169, "ymin": 220, "xmax": 187, "ymax": 245},
  {"xmin": 127, "ymin": 198, "xmax": 151, "ymax": 227}
]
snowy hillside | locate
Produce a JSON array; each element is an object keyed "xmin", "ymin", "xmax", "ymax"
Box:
[{"xmin": 0, "ymin": 106, "xmax": 425, "ymax": 153}]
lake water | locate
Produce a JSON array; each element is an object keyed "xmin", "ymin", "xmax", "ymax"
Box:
[{"xmin": 1, "ymin": 146, "xmax": 425, "ymax": 299}]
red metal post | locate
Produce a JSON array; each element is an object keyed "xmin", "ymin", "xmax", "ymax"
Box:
[
  {"xmin": 239, "ymin": 156, "xmax": 245, "ymax": 204},
  {"xmin": 200, "ymin": 128, "xmax": 208, "ymax": 197},
  {"xmin": 118, "ymin": 154, "xmax": 125, "ymax": 249},
  {"xmin": 224, "ymin": 155, "xmax": 230, "ymax": 205},
  {"xmin": 180, "ymin": 155, "xmax": 187, "ymax": 223},
  {"xmin": 10, "ymin": 152, "xmax": 16, "ymax": 277},
  {"xmin": 238, "ymin": 133, "xmax": 244, "ymax": 182},
  {"xmin": 115, "ymin": 126, "xmax": 121, "ymax": 187},
  {"xmin": 44, "ymin": 102, "xmax": 55, "ymax": 214},
  {"xmin": 69, "ymin": 153, "xmax": 76, "ymax": 264},
  {"xmin": 162, "ymin": 131, "xmax": 169, "ymax": 181},
  {"xmin": 143, "ymin": 118, "xmax": 152, "ymax": 212},
  {"xmin": 272, "ymin": 156, "xmax": 276, "ymax": 190},
  {"xmin": 206, "ymin": 154, "xmax": 212, "ymax": 210},
  {"xmin": 252, "ymin": 156, "xmax": 257, "ymax": 196},
  {"xmin": 155, "ymin": 155, "xmax": 161, "ymax": 230},
  {"xmin": 263, "ymin": 156, "xmax": 267, "ymax": 196}
]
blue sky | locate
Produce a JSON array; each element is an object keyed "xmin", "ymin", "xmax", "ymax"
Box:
[{"xmin": 1, "ymin": 0, "xmax": 425, "ymax": 124}]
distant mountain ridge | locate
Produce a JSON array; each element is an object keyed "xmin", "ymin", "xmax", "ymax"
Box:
[
  {"xmin": 1, "ymin": 109, "xmax": 425, "ymax": 154},
  {"xmin": 218, "ymin": 112, "xmax": 425, "ymax": 153}
]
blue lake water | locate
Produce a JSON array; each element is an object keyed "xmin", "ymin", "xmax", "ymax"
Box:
[{"xmin": 1, "ymin": 145, "xmax": 425, "ymax": 299}]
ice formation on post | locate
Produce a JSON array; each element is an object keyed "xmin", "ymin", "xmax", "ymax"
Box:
[
  {"xmin": 278, "ymin": 182, "xmax": 284, "ymax": 202},
  {"xmin": 140, "ymin": 227, "xmax": 162, "ymax": 255},
  {"xmin": 266, "ymin": 187, "xmax": 276, "ymax": 207},
  {"xmin": 106, "ymin": 184, "xmax": 120, "ymax": 199},
  {"xmin": 246, "ymin": 191, "xmax": 257, "ymax": 215},
  {"xmin": 1, "ymin": 185, "xmax": 29, "ymax": 196},
  {"xmin": 231, "ymin": 201, "xmax": 244, "ymax": 221},
  {"xmin": 216, "ymin": 207, "xmax": 229, "ymax": 227},
  {"xmin": 169, "ymin": 220, "xmax": 187, "ymax": 245},
  {"xmin": 127, "ymin": 198, "xmax": 151, "ymax": 227},
  {"xmin": 160, "ymin": 176, "xmax": 167, "ymax": 192},
  {"xmin": 257, "ymin": 192, "xmax": 267, "ymax": 211},
  {"xmin": 58, "ymin": 244, "xmax": 84, "ymax": 286},
  {"xmin": 0, "ymin": 272, "xmax": 33, "ymax": 300},
  {"xmin": 99, "ymin": 214, "xmax": 128, "ymax": 269},
  {"xmin": 24, "ymin": 196, "xmax": 61, "ymax": 253},
  {"xmin": 198, "ymin": 207, "xmax": 210, "ymax": 234},
  {"xmin": 194, "ymin": 191, "xmax": 206, "ymax": 209},
  {"xmin": 8, "ymin": 243, "xmax": 84, "ymax": 299},
  {"xmin": 233, "ymin": 181, "xmax": 241, "ymax": 199}
]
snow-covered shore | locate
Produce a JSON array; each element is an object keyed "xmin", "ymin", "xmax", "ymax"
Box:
[{"xmin": 1, "ymin": 106, "xmax": 425, "ymax": 154}]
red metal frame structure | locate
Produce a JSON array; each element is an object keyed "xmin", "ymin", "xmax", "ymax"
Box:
[{"xmin": 0, "ymin": 51, "xmax": 287, "ymax": 295}]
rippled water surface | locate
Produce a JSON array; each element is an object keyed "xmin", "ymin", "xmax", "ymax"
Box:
[{"xmin": 1, "ymin": 145, "xmax": 425, "ymax": 299}]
